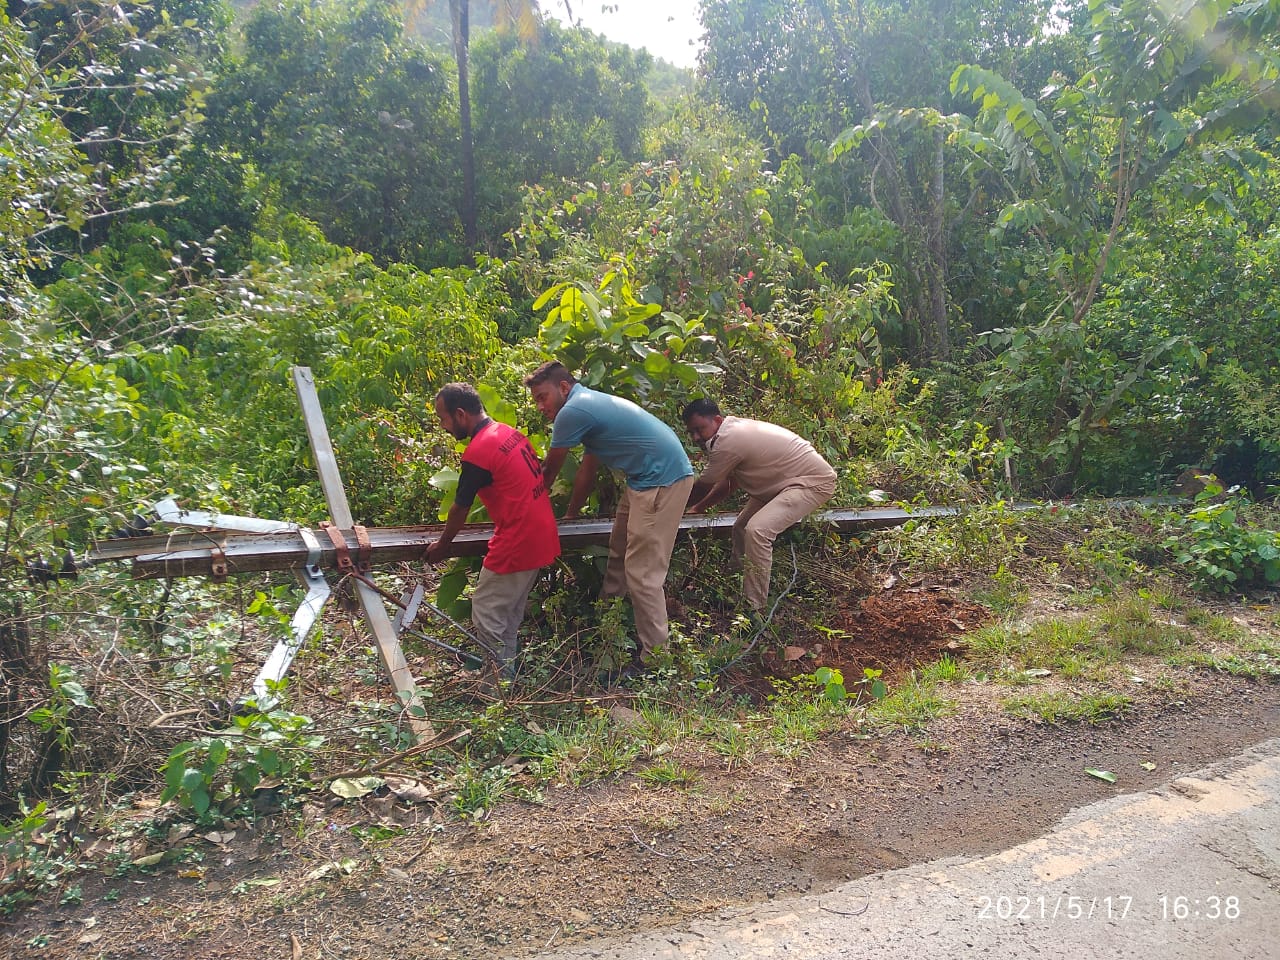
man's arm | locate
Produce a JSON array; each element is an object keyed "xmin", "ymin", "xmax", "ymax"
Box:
[
  {"xmin": 425, "ymin": 460, "xmax": 488, "ymax": 564},
  {"xmin": 687, "ymin": 443, "xmax": 738, "ymax": 513},
  {"xmin": 541, "ymin": 445, "xmax": 571, "ymax": 488},
  {"xmin": 424, "ymin": 500, "xmax": 469, "ymax": 564},
  {"xmin": 564, "ymin": 452, "xmax": 599, "ymax": 520},
  {"xmin": 688, "ymin": 476, "xmax": 735, "ymax": 514}
]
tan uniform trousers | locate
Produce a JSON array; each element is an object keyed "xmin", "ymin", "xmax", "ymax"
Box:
[
  {"xmin": 471, "ymin": 565, "xmax": 544, "ymax": 678},
  {"xmin": 733, "ymin": 475, "xmax": 837, "ymax": 611},
  {"xmin": 601, "ymin": 474, "xmax": 696, "ymax": 660}
]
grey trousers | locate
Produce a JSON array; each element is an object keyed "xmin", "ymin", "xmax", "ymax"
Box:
[{"xmin": 471, "ymin": 565, "xmax": 543, "ymax": 677}]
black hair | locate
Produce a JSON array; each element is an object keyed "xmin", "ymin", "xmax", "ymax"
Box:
[
  {"xmin": 523, "ymin": 360, "xmax": 576, "ymax": 389},
  {"xmin": 681, "ymin": 398, "xmax": 721, "ymax": 422},
  {"xmin": 435, "ymin": 382, "xmax": 483, "ymax": 415}
]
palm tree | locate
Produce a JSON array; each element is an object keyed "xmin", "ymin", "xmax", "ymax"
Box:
[{"xmin": 409, "ymin": 1, "xmax": 541, "ymax": 254}]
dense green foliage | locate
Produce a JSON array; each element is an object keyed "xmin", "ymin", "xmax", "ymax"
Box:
[{"xmin": 2, "ymin": 0, "xmax": 1278, "ymax": 833}]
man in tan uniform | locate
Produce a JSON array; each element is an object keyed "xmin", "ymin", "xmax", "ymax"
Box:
[{"xmin": 682, "ymin": 399, "xmax": 837, "ymax": 613}]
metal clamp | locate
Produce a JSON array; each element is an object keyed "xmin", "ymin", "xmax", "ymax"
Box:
[
  {"xmin": 318, "ymin": 520, "xmax": 354, "ymax": 574},
  {"xmin": 299, "ymin": 526, "xmax": 323, "ymax": 578},
  {"xmin": 209, "ymin": 543, "xmax": 228, "ymax": 582},
  {"xmin": 353, "ymin": 524, "xmax": 371, "ymax": 572}
]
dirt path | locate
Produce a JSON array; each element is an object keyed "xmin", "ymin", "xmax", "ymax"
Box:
[{"xmin": 8, "ymin": 673, "xmax": 1279, "ymax": 960}]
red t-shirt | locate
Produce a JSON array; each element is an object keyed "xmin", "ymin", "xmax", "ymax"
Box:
[{"xmin": 457, "ymin": 420, "xmax": 560, "ymax": 574}]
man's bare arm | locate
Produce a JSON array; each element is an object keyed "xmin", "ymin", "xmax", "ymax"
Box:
[
  {"xmin": 424, "ymin": 500, "xmax": 469, "ymax": 564},
  {"xmin": 688, "ymin": 477, "xmax": 734, "ymax": 514},
  {"xmin": 541, "ymin": 446, "xmax": 570, "ymax": 488},
  {"xmin": 564, "ymin": 453, "xmax": 599, "ymax": 519}
]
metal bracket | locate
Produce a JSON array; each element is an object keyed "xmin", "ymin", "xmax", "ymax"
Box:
[
  {"xmin": 153, "ymin": 497, "xmax": 298, "ymax": 534},
  {"xmin": 252, "ymin": 551, "xmax": 331, "ymax": 706},
  {"xmin": 392, "ymin": 583, "xmax": 425, "ymax": 636},
  {"xmin": 353, "ymin": 524, "xmax": 371, "ymax": 571},
  {"xmin": 209, "ymin": 543, "xmax": 228, "ymax": 582},
  {"xmin": 319, "ymin": 520, "xmax": 354, "ymax": 575}
]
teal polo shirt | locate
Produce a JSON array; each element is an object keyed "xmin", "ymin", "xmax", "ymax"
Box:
[{"xmin": 550, "ymin": 384, "xmax": 693, "ymax": 490}]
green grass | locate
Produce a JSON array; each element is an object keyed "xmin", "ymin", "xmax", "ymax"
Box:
[
  {"xmin": 636, "ymin": 759, "xmax": 701, "ymax": 789},
  {"xmin": 1000, "ymin": 691, "xmax": 1132, "ymax": 725},
  {"xmin": 1168, "ymin": 636, "xmax": 1280, "ymax": 680},
  {"xmin": 635, "ymin": 702, "xmax": 698, "ymax": 742},
  {"xmin": 699, "ymin": 716, "xmax": 763, "ymax": 767},
  {"xmin": 867, "ymin": 673, "xmax": 957, "ymax": 731},
  {"xmin": 917, "ymin": 653, "xmax": 965, "ymax": 684},
  {"xmin": 966, "ymin": 591, "xmax": 1195, "ymax": 682},
  {"xmin": 1094, "ymin": 593, "xmax": 1191, "ymax": 656},
  {"xmin": 970, "ymin": 564, "xmax": 1030, "ymax": 614},
  {"xmin": 529, "ymin": 717, "xmax": 642, "ymax": 786},
  {"xmin": 762, "ymin": 672, "xmax": 856, "ymax": 756}
]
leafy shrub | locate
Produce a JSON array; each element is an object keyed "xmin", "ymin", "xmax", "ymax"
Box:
[
  {"xmin": 1164, "ymin": 498, "xmax": 1280, "ymax": 592},
  {"xmin": 159, "ymin": 704, "xmax": 324, "ymax": 821}
]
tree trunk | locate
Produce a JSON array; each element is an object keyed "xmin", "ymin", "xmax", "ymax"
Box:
[
  {"xmin": 926, "ymin": 125, "xmax": 949, "ymax": 361},
  {"xmin": 451, "ymin": 0, "xmax": 477, "ymax": 256}
]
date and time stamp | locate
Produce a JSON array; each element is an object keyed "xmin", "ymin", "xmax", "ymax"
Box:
[{"xmin": 975, "ymin": 894, "xmax": 1243, "ymax": 922}]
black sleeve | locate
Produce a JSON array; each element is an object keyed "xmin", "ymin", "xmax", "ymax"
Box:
[{"xmin": 454, "ymin": 461, "xmax": 493, "ymax": 508}]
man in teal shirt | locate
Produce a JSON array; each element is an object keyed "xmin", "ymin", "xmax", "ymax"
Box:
[{"xmin": 525, "ymin": 361, "xmax": 694, "ymax": 664}]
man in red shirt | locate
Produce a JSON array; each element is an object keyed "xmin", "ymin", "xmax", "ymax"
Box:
[{"xmin": 425, "ymin": 383, "xmax": 560, "ymax": 678}]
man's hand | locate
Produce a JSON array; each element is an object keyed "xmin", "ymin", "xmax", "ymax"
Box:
[
  {"xmin": 686, "ymin": 477, "xmax": 732, "ymax": 515},
  {"xmin": 424, "ymin": 540, "xmax": 449, "ymax": 565}
]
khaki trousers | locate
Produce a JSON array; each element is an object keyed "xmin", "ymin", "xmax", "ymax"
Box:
[
  {"xmin": 602, "ymin": 474, "xmax": 695, "ymax": 659},
  {"xmin": 471, "ymin": 565, "xmax": 543, "ymax": 678},
  {"xmin": 733, "ymin": 475, "xmax": 837, "ymax": 611}
]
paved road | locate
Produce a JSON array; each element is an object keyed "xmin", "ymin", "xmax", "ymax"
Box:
[{"xmin": 535, "ymin": 739, "xmax": 1280, "ymax": 959}]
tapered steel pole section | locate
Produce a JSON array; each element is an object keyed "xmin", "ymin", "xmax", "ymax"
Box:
[{"xmin": 292, "ymin": 367, "xmax": 430, "ymax": 739}]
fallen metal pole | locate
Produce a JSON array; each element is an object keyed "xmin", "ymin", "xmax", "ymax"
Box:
[
  {"xmin": 88, "ymin": 505, "xmax": 967, "ymax": 580},
  {"xmin": 88, "ymin": 501, "xmax": 1177, "ymax": 582}
]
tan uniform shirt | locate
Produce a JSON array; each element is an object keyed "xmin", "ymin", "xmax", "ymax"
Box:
[{"xmin": 699, "ymin": 416, "xmax": 836, "ymax": 500}]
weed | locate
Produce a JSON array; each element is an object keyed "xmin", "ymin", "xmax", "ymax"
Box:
[
  {"xmin": 1190, "ymin": 613, "xmax": 1249, "ymax": 643},
  {"xmin": 766, "ymin": 670, "xmax": 852, "ymax": 755},
  {"xmin": 853, "ymin": 667, "xmax": 888, "ymax": 700},
  {"xmin": 636, "ymin": 703, "xmax": 696, "ymax": 743},
  {"xmin": 877, "ymin": 500, "xmax": 1028, "ymax": 571},
  {"xmin": 1062, "ymin": 526, "xmax": 1147, "ymax": 592},
  {"xmin": 1163, "ymin": 496, "xmax": 1280, "ymax": 592},
  {"xmin": 971, "ymin": 563, "xmax": 1030, "ymax": 613},
  {"xmin": 536, "ymin": 716, "xmax": 640, "ymax": 786},
  {"xmin": 0, "ymin": 801, "xmax": 78, "ymax": 915},
  {"xmin": 159, "ymin": 701, "xmax": 325, "ymax": 822},
  {"xmin": 966, "ymin": 618, "xmax": 1093, "ymax": 672},
  {"xmin": 867, "ymin": 674, "xmax": 957, "ymax": 731},
  {"xmin": 451, "ymin": 763, "xmax": 513, "ymax": 819},
  {"xmin": 918, "ymin": 654, "xmax": 964, "ymax": 684},
  {"xmin": 1001, "ymin": 691, "xmax": 1132, "ymax": 724},
  {"xmin": 966, "ymin": 593, "xmax": 1192, "ymax": 683},
  {"xmin": 700, "ymin": 717, "xmax": 762, "ymax": 767},
  {"xmin": 1136, "ymin": 586, "xmax": 1183, "ymax": 611},
  {"xmin": 1168, "ymin": 641, "xmax": 1280, "ymax": 680},
  {"xmin": 1095, "ymin": 593, "xmax": 1189, "ymax": 656},
  {"xmin": 592, "ymin": 596, "xmax": 636, "ymax": 671},
  {"xmin": 349, "ymin": 824, "xmax": 405, "ymax": 846},
  {"xmin": 636, "ymin": 759, "xmax": 700, "ymax": 789}
]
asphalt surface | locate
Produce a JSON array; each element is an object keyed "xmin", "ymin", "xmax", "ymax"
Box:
[{"xmin": 534, "ymin": 738, "xmax": 1280, "ymax": 959}]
